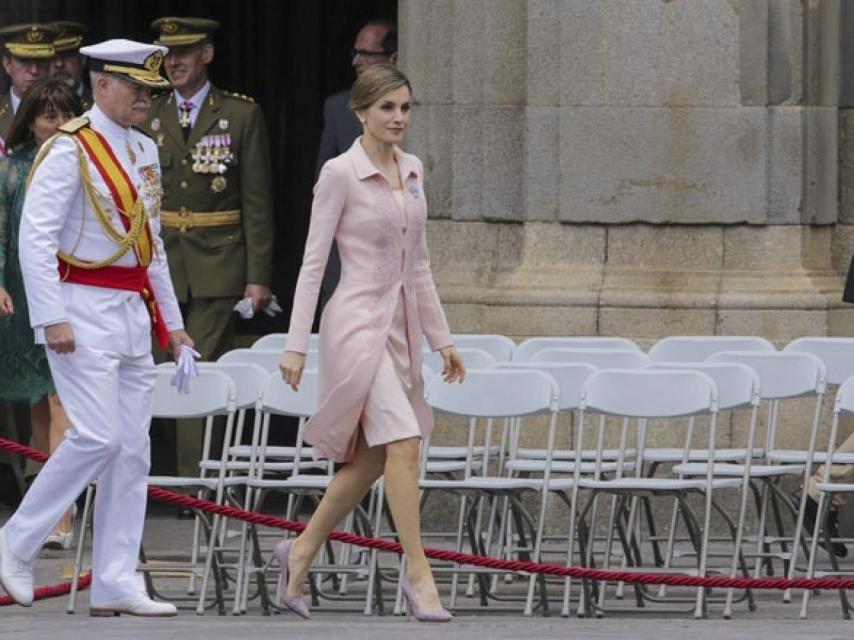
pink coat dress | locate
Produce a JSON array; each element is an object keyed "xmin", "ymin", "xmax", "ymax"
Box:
[{"xmin": 285, "ymin": 138, "xmax": 453, "ymax": 463}]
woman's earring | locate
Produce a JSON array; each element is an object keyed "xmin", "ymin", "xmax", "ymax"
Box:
[{"xmin": 359, "ymin": 118, "xmax": 366, "ymax": 124}]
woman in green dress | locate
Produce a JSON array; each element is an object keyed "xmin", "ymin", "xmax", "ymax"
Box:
[{"xmin": 0, "ymin": 78, "xmax": 82, "ymax": 548}]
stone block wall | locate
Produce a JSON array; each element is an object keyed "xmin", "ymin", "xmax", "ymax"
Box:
[
  {"xmin": 399, "ymin": 0, "xmax": 854, "ymax": 516},
  {"xmin": 399, "ymin": 0, "xmax": 850, "ymax": 345}
]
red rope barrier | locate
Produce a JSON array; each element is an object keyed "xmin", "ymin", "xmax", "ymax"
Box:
[
  {"xmin": 2, "ymin": 436, "xmax": 854, "ymax": 600},
  {"xmin": 0, "ymin": 574, "xmax": 91, "ymax": 606}
]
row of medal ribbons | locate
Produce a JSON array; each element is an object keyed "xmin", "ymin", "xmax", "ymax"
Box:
[{"xmin": 192, "ymin": 134, "xmax": 234, "ymax": 175}]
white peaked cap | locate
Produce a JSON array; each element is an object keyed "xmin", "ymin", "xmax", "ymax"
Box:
[{"xmin": 80, "ymin": 38, "xmax": 170, "ymax": 88}]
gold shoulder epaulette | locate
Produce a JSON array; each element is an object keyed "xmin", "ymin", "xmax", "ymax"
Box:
[
  {"xmin": 227, "ymin": 91, "xmax": 254, "ymax": 103},
  {"xmin": 58, "ymin": 116, "xmax": 90, "ymax": 134}
]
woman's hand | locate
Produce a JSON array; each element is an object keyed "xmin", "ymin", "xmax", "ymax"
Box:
[
  {"xmin": 280, "ymin": 351, "xmax": 306, "ymax": 391},
  {"xmin": 0, "ymin": 287, "xmax": 13, "ymax": 318},
  {"xmin": 439, "ymin": 345, "xmax": 465, "ymax": 383}
]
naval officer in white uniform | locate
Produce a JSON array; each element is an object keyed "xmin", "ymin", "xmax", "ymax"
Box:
[{"xmin": 0, "ymin": 39, "xmax": 193, "ymax": 617}]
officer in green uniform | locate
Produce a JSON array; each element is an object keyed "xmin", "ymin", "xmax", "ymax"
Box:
[
  {"xmin": 145, "ymin": 17, "xmax": 274, "ymax": 476},
  {"xmin": 0, "ymin": 24, "xmax": 56, "ymax": 150},
  {"xmin": 48, "ymin": 21, "xmax": 93, "ymax": 109}
]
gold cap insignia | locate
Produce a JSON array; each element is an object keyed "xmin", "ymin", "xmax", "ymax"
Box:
[
  {"xmin": 161, "ymin": 21, "xmax": 179, "ymax": 34},
  {"xmin": 144, "ymin": 51, "xmax": 163, "ymax": 72},
  {"xmin": 26, "ymin": 27, "xmax": 43, "ymax": 43}
]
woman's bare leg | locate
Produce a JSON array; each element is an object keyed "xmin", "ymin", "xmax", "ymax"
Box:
[
  {"xmin": 47, "ymin": 394, "xmax": 74, "ymax": 533},
  {"xmin": 383, "ymin": 436, "xmax": 442, "ymax": 610},
  {"xmin": 29, "ymin": 396, "xmax": 50, "ymax": 456},
  {"xmin": 287, "ymin": 429, "xmax": 386, "ymax": 596}
]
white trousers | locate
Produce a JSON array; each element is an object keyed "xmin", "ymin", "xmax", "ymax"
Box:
[{"xmin": 4, "ymin": 345, "xmax": 156, "ymax": 603}]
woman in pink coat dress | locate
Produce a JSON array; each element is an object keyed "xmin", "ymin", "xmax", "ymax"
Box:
[{"xmin": 276, "ymin": 64, "xmax": 465, "ymax": 622}]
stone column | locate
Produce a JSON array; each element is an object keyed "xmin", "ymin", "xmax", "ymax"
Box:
[{"xmin": 400, "ymin": 0, "xmax": 848, "ymax": 344}]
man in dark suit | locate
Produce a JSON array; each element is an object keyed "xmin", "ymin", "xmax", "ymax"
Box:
[{"xmin": 315, "ymin": 20, "xmax": 397, "ymax": 312}]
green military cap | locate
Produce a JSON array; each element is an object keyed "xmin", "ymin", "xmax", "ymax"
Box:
[
  {"xmin": 0, "ymin": 23, "xmax": 58, "ymax": 59},
  {"xmin": 151, "ymin": 17, "xmax": 220, "ymax": 47},
  {"xmin": 49, "ymin": 21, "xmax": 88, "ymax": 53}
]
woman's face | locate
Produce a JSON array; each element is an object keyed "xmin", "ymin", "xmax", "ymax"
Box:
[
  {"xmin": 359, "ymin": 85, "xmax": 411, "ymax": 145},
  {"xmin": 30, "ymin": 107, "xmax": 73, "ymax": 146}
]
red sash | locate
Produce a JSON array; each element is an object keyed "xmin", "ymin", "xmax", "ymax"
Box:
[
  {"xmin": 62, "ymin": 125, "xmax": 168, "ymax": 349},
  {"xmin": 58, "ymin": 258, "xmax": 170, "ymax": 349}
]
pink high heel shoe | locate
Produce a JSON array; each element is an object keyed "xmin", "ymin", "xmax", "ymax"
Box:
[
  {"xmin": 400, "ymin": 574, "xmax": 453, "ymax": 623},
  {"xmin": 272, "ymin": 539, "xmax": 311, "ymax": 619}
]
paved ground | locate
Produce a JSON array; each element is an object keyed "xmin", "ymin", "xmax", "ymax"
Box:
[{"xmin": 2, "ymin": 505, "xmax": 854, "ymax": 639}]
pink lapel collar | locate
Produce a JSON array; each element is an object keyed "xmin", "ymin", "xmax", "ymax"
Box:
[{"xmin": 349, "ymin": 136, "xmax": 420, "ymax": 181}]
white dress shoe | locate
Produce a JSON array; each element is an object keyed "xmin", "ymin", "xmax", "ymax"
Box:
[
  {"xmin": 90, "ymin": 592, "xmax": 178, "ymax": 617},
  {"xmin": 43, "ymin": 530, "xmax": 74, "ymax": 551},
  {"xmin": 0, "ymin": 528, "xmax": 34, "ymax": 606}
]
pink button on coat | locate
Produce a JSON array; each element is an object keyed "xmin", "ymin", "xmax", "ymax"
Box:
[{"xmin": 285, "ymin": 138, "xmax": 453, "ymax": 463}]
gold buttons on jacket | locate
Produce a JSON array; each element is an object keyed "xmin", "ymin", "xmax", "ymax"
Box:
[
  {"xmin": 181, "ymin": 159, "xmax": 188, "ymax": 166},
  {"xmin": 180, "ymin": 180, "xmax": 188, "ymax": 189}
]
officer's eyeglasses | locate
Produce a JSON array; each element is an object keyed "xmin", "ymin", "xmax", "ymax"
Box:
[{"xmin": 350, "ymin": 48, "xmax": 393, "ymax": 59}]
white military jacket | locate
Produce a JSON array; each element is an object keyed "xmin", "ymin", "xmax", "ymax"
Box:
[{"xmin": 20, "ymin": 104, "xmax": 183, "ymax": 357}]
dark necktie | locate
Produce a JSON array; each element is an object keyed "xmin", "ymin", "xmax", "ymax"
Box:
[{"xmin": 178, "ymin": 101, "xmax": 193, "ymax": 141}]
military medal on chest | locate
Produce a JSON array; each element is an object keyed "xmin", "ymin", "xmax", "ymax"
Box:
[
  {"xmin": 138, "ymin": 164, "xmax": 163, "ymax": 215},
  {"xmin": 190, "ymin": 130, "xmax": 234, "ymax": 192}
]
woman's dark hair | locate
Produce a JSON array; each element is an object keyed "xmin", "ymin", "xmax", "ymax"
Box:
[{"xmin": 5, "ymin": 78, "xmax": 83, "ymax": 153}]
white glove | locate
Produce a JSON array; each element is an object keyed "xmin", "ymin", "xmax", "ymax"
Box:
[
  {"xmin": 232, "ymin": 294, "xmax": 283, "ymax": 320},
  {"xmin": 170, "ymin": 345, "xmax": 201, "ymax": 394}
]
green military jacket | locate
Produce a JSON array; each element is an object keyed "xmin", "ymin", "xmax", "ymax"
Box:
[
  {"xmin": 143, "ymin": 85, "xmax": 273, "ymax": 301},
  {"xmin": 0, "ymin": 93, "xmax": 14, "ymax": 149}
]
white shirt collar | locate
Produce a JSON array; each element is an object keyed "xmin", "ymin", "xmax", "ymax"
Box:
[
  {"xmin": 174, "ymin": 81, "xmax": 210, "ymax": 129},
  {"xmin": 10, "ymin": 90, "xmax": 21, "ymax": 114},
  {"xmin": 174, "ymin": 81, "xmax": 210, "ymax": 111},
  {"xmin": 87, "ymin": 103, "xmax": 130, "ymax": 140}
]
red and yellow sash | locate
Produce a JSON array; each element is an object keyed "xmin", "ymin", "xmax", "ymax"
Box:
[
  {"xmin": 57, "ymin": 124, "xmax": 169, "ymax": 349},
  {"xmin": 75, "ymin": 126, "xmax": 153, "ymax": 267}
]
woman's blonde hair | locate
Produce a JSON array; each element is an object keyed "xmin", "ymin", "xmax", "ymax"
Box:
[{"xmin": 349, "ymin": 63, "xmax": 412, "ymax": 112}]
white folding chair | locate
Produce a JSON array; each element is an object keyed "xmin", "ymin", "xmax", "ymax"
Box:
[
  {"xmin": 784, "ymin": 337, "xmax": 854, "ymax": 617},
  {"xmin": 800, "ymin": 374, "xmax": 854, "ymax": 618},
  {"xmin": 165, "ymin": 361, "xmax": 268, "ymax": 596},
  {"xmin": 647, "ymin": 362, "xmax": 762, "ymax": 617},
  {"xmin": 513, "ymin": 336, "xmax": 641, "ymax": 362},
  {"xmin": 418, "ymin": 368, "xmax": 563, "ymax": 615},
  {"xmin": 531, "ymin": 347, "xmax": 650, "ymax": 369},
  {"xmin": 69, "ymin": 368, "xmax": 239, "ymax": 615},
  {"xmin": 232, "ymin": 369, "xmax": 323, "ymax": 614},
  {"xmin": 496, "ymin": 362, "xmax": 602, "ymax": 615},
  {"xmin": 447, "ymin": 333, "xmax": 517, "ymax": 361},
  {"xmin": 422, "ymin": 346, "xmax": 497, "ymax": 373},
  {"xmin": 573, "ymin": 369, "xmax": 739, "ymax": 619},
  {"xmin": 648, "ymin": 335, "xmax": 776, "ymax": 362},
  {"xmin": 218, "ymin": 347, "xmax": 319, "ymax": 373},
  {"xmin": 251, "ymin": 333, "xmax": 320, "ymax": 351},
  {"xmin": 640, "ymin": 341, "xmax": 777, "ymax": 520},
  {"xmin": 785, "ymin": 337, "xmax": 854, "ymax": 386},
  {"xmin": 706, "ymin": 350, "xmax": 827, "ymax": 601},
  {"xmin": 238, "ymin": 371, "xmax": 376, "ymax": 615}
]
